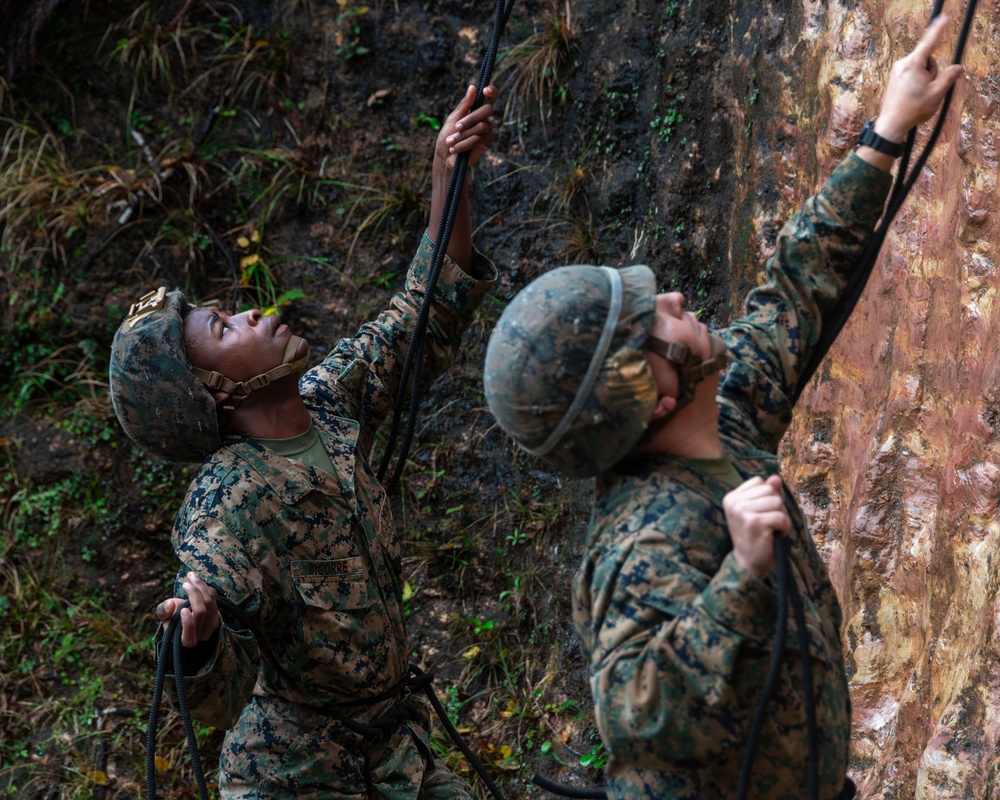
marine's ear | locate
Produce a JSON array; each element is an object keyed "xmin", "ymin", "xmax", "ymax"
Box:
[{"xmin": 650, "ymin": 392, "xmax": 678, "ymax": 420}]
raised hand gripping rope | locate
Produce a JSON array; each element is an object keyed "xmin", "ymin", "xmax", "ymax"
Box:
[
  {"xmin": 792, "ymin": 0, "xmax": 978, "ymax": 405},
  {"xmin": 377, "ymin": 0, "xmax": 517, "ymax": 495}
]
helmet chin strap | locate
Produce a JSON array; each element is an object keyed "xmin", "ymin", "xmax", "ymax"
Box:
[
  {"xmin": 642, "ymin": 331, "xmax": 731, "ymax": 440},
  {"xmin": 191, "ymin": 334, "xmax": 309, "ymax": 415}
]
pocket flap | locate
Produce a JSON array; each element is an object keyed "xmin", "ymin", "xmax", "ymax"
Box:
[{"xmin": 291, "ymin": 558, "xmax": 369, "ymax": 610}]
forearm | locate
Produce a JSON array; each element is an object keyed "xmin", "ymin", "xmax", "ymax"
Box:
[
  {"xmin": 723, "ymin": 153, "xmax": 892, "ymax": 436},
  {"xmin": 428, "ymin": 159, "xmax": 473, "ymax": 272}
]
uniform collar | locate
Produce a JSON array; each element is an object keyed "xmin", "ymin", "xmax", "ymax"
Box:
[{"xmin": 223, "ymin": 415, "xmax": 360, "ymax": 505}]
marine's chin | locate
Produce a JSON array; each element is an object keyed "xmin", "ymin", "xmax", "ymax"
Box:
[{"xmin": 293, "ymin": 336, "xmax": 309, "ymax": 360}]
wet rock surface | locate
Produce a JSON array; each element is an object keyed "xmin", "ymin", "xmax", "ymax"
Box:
[{"xmin": 779, "ymin": 2, "xmax": 1000, "ymax": 797}]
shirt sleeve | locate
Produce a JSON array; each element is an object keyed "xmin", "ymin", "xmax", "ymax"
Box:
[
  {"xmin": 299, "ymin": 231, "xmax": 497, "ymax": 452},
  {"xmin": 720, "ymin": 153, "xmax": 892, "ymax": 450},
  {"xmin": 580, "ymin": 533, "xmax": 778, "ymax": 767},
  {"xmin": 159, "ymin": 514, "xmax": 264, "ymax": 730}
]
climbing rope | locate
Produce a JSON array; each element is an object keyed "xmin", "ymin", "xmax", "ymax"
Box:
[
  {"xmin": 146, "ymin": 598, "xmax": 511, "ymax": 800},
  {"xmin": 377, "ymin": 0, "xmax": 516, "ymax": 494},
  {"xmin": 792, "ymin": 0, "xmax": 978, "ymax": 404},
  {"xmin": 736, "ymin": 535, "xmax": 819, "ymax": 800},
  {"xmin": 146, "ymin": 596, "xmax": 293, "ymax": 800}
]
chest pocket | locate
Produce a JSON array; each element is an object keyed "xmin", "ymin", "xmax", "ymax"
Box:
[{"xmin": 291, "ymin": 558, "xmax": 369, "ymax": 611}]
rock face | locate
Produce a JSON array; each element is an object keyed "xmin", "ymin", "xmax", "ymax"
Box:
[{"xmin": 766, "ymin": 2, "xmax": 1000, "ymax": 798}]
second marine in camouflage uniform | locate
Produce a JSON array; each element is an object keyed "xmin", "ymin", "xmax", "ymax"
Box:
[
  {"xmin": 488, "ymin": 153, "xmax": 888, "ymax": 799},
  {"xmin": 169, "ymin": 236, "xmax": 495, "ymax": 798},
  {"xmin": 484, "ymin": 21, "xmax": 963, "ymax": 796},
  {"xmin": 574, "ymin": 154, "xmax": 890, "ymax": 799}
]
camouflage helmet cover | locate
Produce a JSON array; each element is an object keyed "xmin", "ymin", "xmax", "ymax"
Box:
[
  {"xmin": 483, "ymin": 265, "xmax": 657, "ymax": 478},
  {"xmin": 109, "ymin": 287, "xmax": 222, "ymax": 463}
]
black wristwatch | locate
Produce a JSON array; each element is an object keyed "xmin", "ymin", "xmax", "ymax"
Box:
[{"xmin": 858, "ymin": 118, "xmax": 903, "ymax": 158}]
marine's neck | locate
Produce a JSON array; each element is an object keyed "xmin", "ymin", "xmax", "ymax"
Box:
[
  {"xmin": 632, "ymin": 381, "xmax": 723, "ymax": 460},
  {"xmin": 222, "ymin": 380, "xmax": 311, "ymax": 440}
]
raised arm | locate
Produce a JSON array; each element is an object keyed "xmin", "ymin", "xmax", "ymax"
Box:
[
  {"xmin": 299, "ymin": 87, "xmax": 500, "ymax": 444},
  {"xmin": 430, "ymin": 84, "xmax": 499, "ymax": 272},
  {"xmin": 721, "ymin": 17, "xmax": 964, "ymax": 449}
]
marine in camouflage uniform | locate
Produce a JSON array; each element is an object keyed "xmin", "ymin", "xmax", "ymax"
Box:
[
  {"xmin": 483, "ymin": 22, "xmax": 962, "ymax": 800},
  {"xmin": 109, "ymin": 85, "xmax": 501, "ymax": 799},
  {"xmin": 572, "ymin": 153, "xmax": 888, "ymax": 799},
  {"xmin": 171, "ymin": 235, "xmax": 494, "ymax": 799},
  {"xmin": 487, "ymin": 152, "xmax": 886, "ymax": 800}
]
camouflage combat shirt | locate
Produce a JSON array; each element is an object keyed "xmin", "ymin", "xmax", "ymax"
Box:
[
  {"xmin": 164, "ymin": 233, "xmax": 496, "ymax": 796},
  {"xmin": 573, "ymin": 154, "xmax": 892, "ymax": 800}
]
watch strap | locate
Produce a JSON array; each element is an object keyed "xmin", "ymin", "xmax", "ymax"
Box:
[{"xmin": 858, "ymin": 118, "xmax": 903, "ymax": 158}]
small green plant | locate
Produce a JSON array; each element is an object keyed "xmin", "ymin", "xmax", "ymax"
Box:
[
  {"xmin": 413, "ymin": 112, "xmax": 441, "ymax": 132},
  {"xmin": 651, "ymin": 103, "xmax": 683, "ymax": 143},
  {"xmin": 505, "ymin": 528, "xmax": 529, "ymax": 547},
  {"xmin": 466, "ymin": 616, "xmax": 495, "ymax": 636},
  {"xmin": 580, "ymin": 742, "xmax": 608, "ymax": 769},
  {"xmin": 334, "ymin": 2, "xmax": 370, "ymax": 60}
]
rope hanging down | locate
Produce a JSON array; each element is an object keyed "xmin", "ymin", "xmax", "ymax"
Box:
[
  {"xmin": 737, "ymin": 536, "xmax": 820, "ymax": 800},
  {"xmin": 792, "ymin": 0, "xmax": 978, "ymax": 405},
  {"xmin": 377, "ymin": 0, "xmax": 516, "ymax": 495},
  {"xmin": 146, "ymin": 598, "xmax": 511, "ymax": 800}
]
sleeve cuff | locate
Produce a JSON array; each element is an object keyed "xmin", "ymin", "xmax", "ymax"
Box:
[
  {"xmin": 406, "ymin": 231, "xmax": 498, "ymax": 313},
  {"xmin": 154, "ymin": 622, "xmax": 226, "ymax": 680},
  {"xmin": 821, "ymin": 153, "xmax": 893, "ymax": 226},
  {"xmin": 701, "ymin": 552, "xmax": 778, "ymax": 641}
]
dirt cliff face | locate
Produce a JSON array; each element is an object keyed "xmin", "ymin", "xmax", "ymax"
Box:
[{"xmin": 776, "ymin": 2, "xmax": 1000, "ymax": 797}]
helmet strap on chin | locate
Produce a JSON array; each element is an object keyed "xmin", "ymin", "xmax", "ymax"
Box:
[
  {"xmin": 190, "ymin": 334, "xmax": 309, "ymax": 415},
  {"xmin": 642, "ymin": 331, "xmax": 731, "ymax": 440}
]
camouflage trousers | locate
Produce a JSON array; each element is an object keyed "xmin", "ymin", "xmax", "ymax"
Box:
[{"xmin": 219, "ymin": 694, "xmax": 474, "ymax": 799}]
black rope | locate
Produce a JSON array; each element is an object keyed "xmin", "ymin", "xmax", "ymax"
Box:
[
  {"xmin": 410, "ymin": 664, "xmax": 509, "ymax": 800},
  {"xmin": 736, "ymin": 535, "xmax": 791, "ymax": 800},
  {"xmin": 736, "ymin": 535, "xmax": 820, "ymax": 800},
  {"xmin": 784, "ymin": 537, "xmax": 819, "ymax": 800},
  {"xmin": 146, "ymin": 600, "xmax": 512, "ymax": 800},
  {"xmin": 147, "ymin": 604, "xmax": 212, "ymax": 800},
  {"xmin": 377, "ymin": 0, "xmax": 516, "ymax": 495},
  {"xmin": 792, "ymin": 0, "xmax": 978, "ymax": 404},
  {"xmin": 146, "ymin": 597, "xmax": 297, "ymax": 800}
]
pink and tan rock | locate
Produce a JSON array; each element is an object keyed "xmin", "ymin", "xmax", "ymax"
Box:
[{"xmin": 721, "ymin": 1, "xmax": 1000, "ymax": 796}]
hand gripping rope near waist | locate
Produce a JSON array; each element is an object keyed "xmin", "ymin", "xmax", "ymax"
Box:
[{"xmin": 149, "ymin": 595, "xmax": 517, "ymax": 800}]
